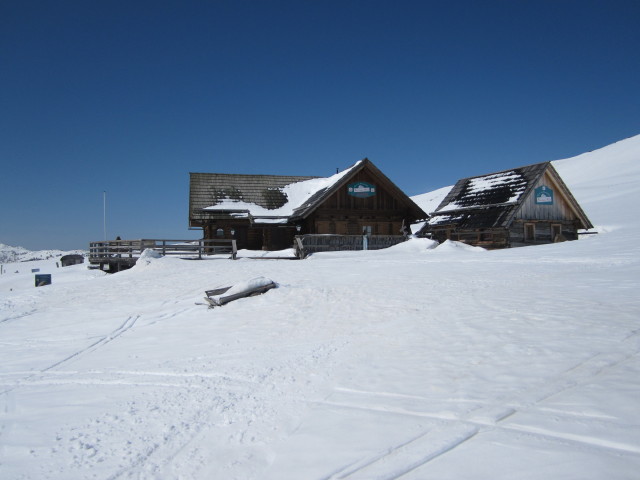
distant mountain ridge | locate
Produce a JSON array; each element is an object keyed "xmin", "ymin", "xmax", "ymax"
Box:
[{"xmin": 0, "ymin": 243, "xmax": 86, "ymax": 263}]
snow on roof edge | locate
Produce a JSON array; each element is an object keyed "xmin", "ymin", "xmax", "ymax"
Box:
[{"xmin": 202, "ymin": 160, "xmax": 362, "ymax": 218}]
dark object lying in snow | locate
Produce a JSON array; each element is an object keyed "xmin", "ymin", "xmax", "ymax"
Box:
[
  {"xmin": 204, "ymin": 277, "xmax": 277, "ymax": 307},
  {"xmin": 61, "ymin": 254, "xmax": 84, "ymax": 267}
]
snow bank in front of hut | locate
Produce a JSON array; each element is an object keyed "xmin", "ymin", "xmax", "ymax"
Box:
[
  {"xmin": 236, "ymin": 248, "xmax": 297, "ymax": 258},
  {"xmin": 130, "ymin": 248, "xmax": 165, "ymax": 269},
  {"xmin": 140, "ymin": 248, "xmax": 163, "ymax": 261},
  {"xmin": 384, "ymin": 237, "xmax": 439, "ymax": 253},
  {"xmin": 435, "ymin": 239, "xmax": 487, "ymax": 253}
]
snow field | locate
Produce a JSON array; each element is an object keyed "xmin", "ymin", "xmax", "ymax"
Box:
[
  {"xmin": 1, "ymin": 232, "xmax": 639, "ymax": 479},
  {"xmin": 1, "ymin": 134, "xmax": 640, "ymax": 479}
]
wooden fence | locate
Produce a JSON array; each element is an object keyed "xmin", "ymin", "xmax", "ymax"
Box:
[
  {"xmin": 294, "ymin": 234, "xmax": 406, "ymax": 258},
  {"xmin": 89, "ymin": 239, "xmax": 237, "ymax": 271}
]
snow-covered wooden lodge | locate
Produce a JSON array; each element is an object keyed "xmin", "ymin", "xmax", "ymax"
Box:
[
  {"xmin": 189, "ymin": 159, "xmax": 427, "ymax": 252},
  {"xmin": 417, "ymin": 162, "xmax": 593, "ymax": 249}
]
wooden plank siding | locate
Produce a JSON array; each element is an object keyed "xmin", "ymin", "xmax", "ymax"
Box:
[
  {"xmin": 311, "ymin": 170, "xmax": 403, "ymax": 212},
  {"xmin": 509, "ymin": 219, "xmax": 578, "ymax": 246},
  {"xmin": 514, "ymin": 171, "xmax": 578, "ymax": 222},
  {"xmin": 311, "ymin": 219, "xmax": 403, "ymax": 236},
  {"xmin": 295, "ymin": 234, "xmax": 407, "ymax": 257},
  {"xmin": 302, "ymin": 169, "xmax": 414, "ymax": 238}
]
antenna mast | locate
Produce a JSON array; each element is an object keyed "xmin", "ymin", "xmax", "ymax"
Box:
[{"xmin": 103, "ymin": 191, "xmax": 107, "ymax": 241}]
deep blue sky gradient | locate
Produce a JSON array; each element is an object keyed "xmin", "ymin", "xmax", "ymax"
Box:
[{"xmin": 2, "ymin": 0, "xmax": 639, "ymax": 250}]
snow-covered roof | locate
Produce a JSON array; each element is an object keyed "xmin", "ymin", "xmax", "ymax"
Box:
[
  {"xmin": 426, "ymin": 162, "xmax": 549, "ymax": 229},
  {"xmin": 423, "ymin": 161, "xmax": 592, "ymax": 231},
  {"xmin": 192, "ymin": 162, "xmax": 361, "ymax": 223},
  {"xmin": 435, "ymin": 169, "xmax": 530, "ymax": 213}
]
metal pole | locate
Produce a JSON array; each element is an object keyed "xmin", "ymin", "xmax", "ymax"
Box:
[{"xmin": 103, "ymin": 191, "xmax": 107, "ymax": 241}]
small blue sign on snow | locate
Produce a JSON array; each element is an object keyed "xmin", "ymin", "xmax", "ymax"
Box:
[
  {"xmin": 35, "ymin": 274, "xmax": 51, "ymax": 287},
  {"xmin": 348, "ymin": 182, "xmax": 376, "ymax": 198},
  {"xmin": 535, "ymin": 185, "xmax": 554, "ymax": 205}
]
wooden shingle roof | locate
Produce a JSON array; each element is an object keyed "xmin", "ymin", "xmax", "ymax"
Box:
[{"xmin": 189, "ymin": 173, "xmax": 317, "ymax": 224}]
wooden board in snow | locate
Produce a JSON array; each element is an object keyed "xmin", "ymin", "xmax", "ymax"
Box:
[{"xmin": 204, "ymin": 276, "xmax": 277, "ymax": 307}]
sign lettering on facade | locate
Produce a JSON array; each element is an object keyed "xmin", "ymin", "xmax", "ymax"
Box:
[
  {"xmin": 348, "ymin": 182, "xmax": 376, "ymax": 198},
  {"xmin": 535, "ymin": 185, "xmax": 554, "ymax": 205}
]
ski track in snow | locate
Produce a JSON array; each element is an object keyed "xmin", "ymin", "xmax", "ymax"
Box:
[
  {"xmin": 319, "ymin": 330, "xmax": 640, "ymax": 480},
  {"xmin": 309, "ymin": 294, "xmax": 640, "ymax": 480},
  {"xmin": 324, "ymin": 424, "xmax": 479, "ymax": 480},
  {"xmin": 41, "ymin": 315, "xmax": 140, "ymax": 373},
  {"xmin": 0, "ymin": 315, "xmax": 140, "ymax": 396}
]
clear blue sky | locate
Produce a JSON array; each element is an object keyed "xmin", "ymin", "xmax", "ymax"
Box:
[{"xmin": 2, "ymin": 0, "xmax": 639, "ymax": 251}]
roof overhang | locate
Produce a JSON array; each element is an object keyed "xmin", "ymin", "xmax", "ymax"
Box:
[{"xmin": 198, "ymin": 208, "xmax": 291, "ymax": 225}]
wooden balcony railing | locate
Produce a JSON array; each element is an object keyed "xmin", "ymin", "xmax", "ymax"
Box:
[{"xmin": 89, "ymin": 239, "xmax": 237, "ymax": 270}]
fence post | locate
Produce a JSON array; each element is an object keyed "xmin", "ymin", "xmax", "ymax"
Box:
[{"xmin": 295, "ymin": 236, "xmax": 305, "ymax": 258}]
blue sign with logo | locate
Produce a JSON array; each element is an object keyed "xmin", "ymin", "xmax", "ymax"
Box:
[
  {"xmin": 535, "ymin": 185, "xmax": 554, "ymax": 205},
  {"xmin": 348, "ymin": 182, "xmax": 376, "ymax": 198}
]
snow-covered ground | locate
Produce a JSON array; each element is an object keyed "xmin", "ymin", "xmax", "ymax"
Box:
[
  {"xmin": 1, "ymin": 135, "xmax": 639, "ymax": 479},
  {"xmin": 0, "ymin": 245, "xmax": 86, "ymax": 265}
]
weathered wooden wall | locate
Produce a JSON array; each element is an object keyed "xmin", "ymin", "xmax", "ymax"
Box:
[
  {"xmin": 429, "ymin": 228, "xmax": 510, "ymax": 249},
  {"xmin": 509, "ymin": 220, "xmax": 578, "ymax": 247},
  {"xmin": 295, "ymin": 234, "xmax": 406, "ymax": 257},
  {"xmin": 305, "ymin": 169, "xmax": 413, "ymax": 238},
  {"xmin": 204, "ymin": 223, "xmax": 303, "ymax": 251},
  {"xmin": 514, "ymin": 171, "xmax": 578, "ymax": 222}
]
